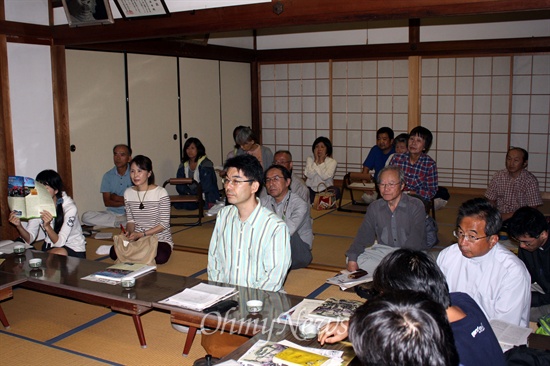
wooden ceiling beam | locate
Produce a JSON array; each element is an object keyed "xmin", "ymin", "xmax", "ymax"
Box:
[
  {"xmin": 255, "ymin": 36, "xmax": 550, "ymax": 62},
  {"xmin": 51, "ymin": 0, "xmax": 550, "ymax": 46}
]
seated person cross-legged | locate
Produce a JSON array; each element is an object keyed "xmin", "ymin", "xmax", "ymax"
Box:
[
  {"xmin": 345, "ymin": 165, "xmax": 426, "ymax": 276},
  {"xmin": 81, "ymin": 144, "xmax": 133, "ymax": 228},
  {"xmin": 304, "ymin": 136, "xmax": 339, "ymax": 204},
  {"xmin": 109, "ymin": 155, "xmax": 174, "ymax": 265},
  {"xmin": 485, "ymin": 147, "xmax": 543, "ymax": 226},
  {"xmin": 174, "ymin": 137, "xmax": 220, "ymax": 210},
  {"xmin": 261, "ymin": 165, "xmax": 313, "ymax": 270}
]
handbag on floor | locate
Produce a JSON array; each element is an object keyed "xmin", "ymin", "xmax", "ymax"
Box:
[
  {"xmin": 313, "ymin": 183, "xmax": 337, "ymax": 210},
  {"xmin": 113, "ymin": 234, "xmax": 158, "ymax": 266}
]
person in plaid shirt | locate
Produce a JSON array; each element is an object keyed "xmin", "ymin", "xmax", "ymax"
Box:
[
  {"xmin": 485, "ymin": 147, "xmax": 543, "ymax": 222},
  {"xmin": 389, "ymin": 126, "xmax": 438, "ymax": 201}
]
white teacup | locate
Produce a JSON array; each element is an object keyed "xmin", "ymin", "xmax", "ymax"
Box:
[
  {"xmin": 13, "ymin": 245, "xmax": 25, "ymax": 254},
  {"xmin": 298, "ymin": 322, "xmax": 320, "ymax": 340},
  {"xmin": 29, "ymin": 258, "xmax": 42, "ymax": 268},
  {"xmin": 121, "ymin": 277, "xmax": 136, "ymax": 288},
  {"xmin": 246, "ymin": 300, "xmax": 263, "ymax": 313}
]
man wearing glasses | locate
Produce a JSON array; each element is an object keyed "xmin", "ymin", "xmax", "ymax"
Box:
[
  {"xmin": 261, "ymin": 165, "xmax": 313, "ymax": 270},
  {"xmin": 272, "ymin": 150, "xmax": 309, "ymax": 203},
  {"xmin": 346, "ymin": 165, "xmax": 426, "ymax": 275},
  {"xmin": 508, "ymin": 207, "xmax": 550, "ymax": 322},
  {"xmin": 437, "ymin": 198, "xmax": 531, "ymax": 327},
  {"xmin": 207, "ymin": 154, "xmax": 291, "ymax": 292}
]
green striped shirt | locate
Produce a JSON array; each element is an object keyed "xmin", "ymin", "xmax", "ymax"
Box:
[{"xmin": 208, "ymin": 198, "xmax": 291, "ymax": 292}]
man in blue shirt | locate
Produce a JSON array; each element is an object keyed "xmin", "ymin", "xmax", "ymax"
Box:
[
  {"xmin": 82, "ymin": 144, "xmax": 132, "ymax": 228},
  {"xmin": 362, "ymin": 127, "xmax": 395, "ymax": 182}
]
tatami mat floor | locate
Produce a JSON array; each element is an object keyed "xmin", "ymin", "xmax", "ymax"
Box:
[{"xmin": 2, "ymin": 193, "xmax": 549, "ymax": 364}]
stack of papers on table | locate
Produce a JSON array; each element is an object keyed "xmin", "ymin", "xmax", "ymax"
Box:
[
  {"xmin": 325, "ymin": 270, "xmax": 373, "ymax": 290},
  {"xmin": 159, "ymin": 283, "xmax": 238, "ymax": 311},
  {"xmin": 82, "ymin": 262, "xmax": 156, "ymax": 284}
]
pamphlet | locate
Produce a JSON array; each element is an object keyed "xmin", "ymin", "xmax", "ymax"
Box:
[
  {"xmin": 159, "ymin": 283, "xmax": 238, "ymax": 311},
  {"xmin": 238, "ymin": 339, "xmax": 343, "ymax": 366},
  {"xmin": 307, "ymin": 298, "xmax": 364, "ymax": 322},
  {"xmin": 83, "ymin": 262, "xmax": 156, "ymax": 283},
  {"xmin": 8, "ymin": 176, "xmax": 56, "ymax": 219},
  {"xmin": 325, "ymin": 270, "xmax": 373, "ymax": 290},
  {"xmin": 489, "ymin": 319, "xmax": 533, "ymax": 351},
  {"xmin": 276, "ymin": 299, "xmax": 324, "ymax": 325}
]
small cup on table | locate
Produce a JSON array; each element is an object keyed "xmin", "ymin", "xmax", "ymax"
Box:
[{"xmin": 246, "ymin": 300, "xmax": 263, "ymax": 314}]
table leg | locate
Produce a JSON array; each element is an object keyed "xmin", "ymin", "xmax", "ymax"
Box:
[
  {"xmin": 182, "ymin": 326, "xmax": 198, "ymax": 356},
  {"xmin": 0, "ymin": 305, "xmax": 10, "ymax": 329},
  {"xmin": 132, "ymin": 314, "xmax": 147, "ymax": 348}
]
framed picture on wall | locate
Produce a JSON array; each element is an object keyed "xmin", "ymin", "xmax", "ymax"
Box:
[
  {"xmin": 113, "ymin": 0, "xmax": 170, "ymax": 19},
  {"xmin": 62, "ymin": 0, "xmax": 115, "ymax": 27}
]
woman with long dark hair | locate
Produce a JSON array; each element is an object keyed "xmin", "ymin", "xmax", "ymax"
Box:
[
  {"xmin": 175, "ymin": 137, "xmax": 220, "ymax": 209},
  {"xmin": 9, "ymin": 169, "xmax": 86, "ymax": 258},
  {"xmin": 110, "ymin": 155, "xmax": 173, "ymax": 264}
]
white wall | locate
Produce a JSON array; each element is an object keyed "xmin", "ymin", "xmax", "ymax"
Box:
[{"xmin": 8, "ymin": 43, "xmax": 56, "ymax": 178}]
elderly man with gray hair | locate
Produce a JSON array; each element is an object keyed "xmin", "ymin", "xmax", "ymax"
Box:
[{"xmin": 346, "ymin": 165, "xmax": 427, "ymax": 275}]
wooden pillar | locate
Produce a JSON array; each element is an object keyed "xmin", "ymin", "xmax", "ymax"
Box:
[
  {"xmin": 50, "ymin": 45, "xmax": 73, "ymax": 197},
  {"xmin": 408, "ymin": 56, "xmax": 421, "ymax": 130}
]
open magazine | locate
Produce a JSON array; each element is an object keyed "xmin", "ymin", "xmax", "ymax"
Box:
[{"xmin": 8, "ymin": 176, "xmax": 56, "ymax": 219}]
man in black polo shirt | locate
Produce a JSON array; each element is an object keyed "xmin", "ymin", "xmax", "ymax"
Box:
[{"xmin": 509, "ymin": 206, "xmax": 550, "ymax": 321}]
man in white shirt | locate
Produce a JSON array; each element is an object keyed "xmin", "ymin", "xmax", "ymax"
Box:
[{"xmin": 437, "ymin": 197, "xmax": 531, "ymax": 327}]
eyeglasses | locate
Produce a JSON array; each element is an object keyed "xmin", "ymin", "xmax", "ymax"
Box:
[
  {"xmin": 512, "ymin": 234, "xmax": 540, "ymax": 247},
  {"xmin": 274, "ymin": 160, "xmax": 290, "ymax": 165},
  {"xmin": 453, "ymin": 230, "xmax": 489, "ymax": 243},
  {"xmin": 265, "ymin": 175, "xmax": 284, "ymax": 184},
  {"xmin": 377, "ymin": 182, "xmax": 400, "ymax": 189},
  {"xmin": 222, "ymin": 178, "xmax": 254, "ymax": 186}
]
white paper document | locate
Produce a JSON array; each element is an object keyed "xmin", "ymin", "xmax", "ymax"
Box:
[
  {"xmin": 159, "ymin": 283, "xmax": 238, "ymax": 311},
  {"xmin": 489, "ymin": 319, "xmax": 533, "ymax": 351}
]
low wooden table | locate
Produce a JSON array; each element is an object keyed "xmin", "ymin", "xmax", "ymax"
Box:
[
  {"xmin": 154, "ymin": 283, "xmax": 304, "ymax": 356},
  {"xmin": 0, "ymin": 271, "xmax": 28, "ymax": 328},
  {"xmin": 0, "ymin": 250, "xmax": 200, "ymax": 348}
]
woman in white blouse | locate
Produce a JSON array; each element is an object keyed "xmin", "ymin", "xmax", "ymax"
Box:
[
  {"xmin": 304, "ymin": 136, "xmax": 339, "ymax": 204},
  {"xmin": 9, "ymin": 170, "xmax": 86, "ymax": 258}
]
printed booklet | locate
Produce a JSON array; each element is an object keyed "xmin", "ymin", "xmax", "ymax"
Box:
[{"xmin": 8, "ymin": 176, "xmax": 56, "ymax": 219}]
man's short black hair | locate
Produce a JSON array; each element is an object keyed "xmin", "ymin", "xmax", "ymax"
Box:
[
  {"xmin": 508, "ymin": 206, "xmax": 548, "ymax": 240},
  {"xmin": 349, "ymin": 291, "xmax": 459, "ymax": 366},
  {"xmin": 457, "ymin": 197, "xmax": 502, "ymax": 236},
  {"xmin": 265, "ymin": 165, "xmax": 292, "ymax": 182},
  {"xmin": 508, "ymin": 147, "xmax": 529, "ymax": 162},
  {"xmin": 224, "ymin": 154, "xmax": 264, "ymax": 188},
  {"xmin": 377, "ymin": 127, "xmax": 394, "ymax": 140},
  {"xmin": 113, "ymin": 144, "xmax": 132, "ymax": 156},
  {"xmin": 373, "ymin": 249, "xmax": 451, "ymax": 308}
]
